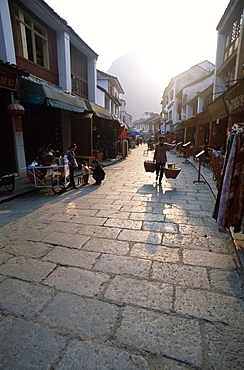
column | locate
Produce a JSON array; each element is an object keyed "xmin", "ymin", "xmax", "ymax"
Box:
[
  {"xmin": 57, "ymin": 31, "xmax": 71, "ymax": 92},
  {"xmin": 0, "ymin": 0, "xmax": 16, "ymax": 63}
]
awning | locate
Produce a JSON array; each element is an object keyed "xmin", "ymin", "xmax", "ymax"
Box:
[
  {"xmin": 86, "ymin": 101, "xmax": 113, "ymax": 120},
  {"xmin": 181, "ymin": 116, "xmax": 197, "ymax": 128},
  {"xmin": 195, "ymin": 110, "xmax": 211, "ymax": 125},
  {"xmin": 20, "ymin": 77, "xmax": 87, "ymax": 113},
  {"xmin": 172, "ymin": 122, "xmax": 185, "ymax": 131},
  {"xmin": 208, "ymin": 95, "xmax": 227, "ymax": 120}
]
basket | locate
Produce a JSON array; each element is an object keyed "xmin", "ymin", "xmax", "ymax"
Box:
[
  {"xmin": 144, "ymin": 161, "xmax": 156, "ymax": 172},
  {"xmin": 163, "ymin": 166, "xmax": 181, "ymax": 179}
]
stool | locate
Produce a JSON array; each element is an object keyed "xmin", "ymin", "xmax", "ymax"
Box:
[{"xmin": 77, "ymin": 175, "xmax": 84, "ymax": 185}]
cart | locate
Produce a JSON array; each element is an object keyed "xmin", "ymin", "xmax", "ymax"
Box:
[
  {"xmin": 0, "ymin": 171, "xmax": 15, "ymax": 192},
  {"xmin": 27, "ymin": 162, "xmax": 69, "ymax": 192}
]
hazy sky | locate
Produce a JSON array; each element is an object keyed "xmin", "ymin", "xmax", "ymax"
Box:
[{"xmin": 45, "ymin": 0, "xmax": 230, "ymax": 89}]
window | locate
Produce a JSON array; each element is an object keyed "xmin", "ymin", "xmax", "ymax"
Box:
[
  {"xmin": 71, "ymin": 75, "xmax": 88, "ymax": 98},
  {"xmin": 14, "ymin": 6, "xmax": 49, "ymax": 69},
  {"xmin": 224, "ymin": 13, "xmax": 242, "ymax": 62},
  {"xmin": 170, "ymin": 89, "xmax": 173, "ymax": 101}
]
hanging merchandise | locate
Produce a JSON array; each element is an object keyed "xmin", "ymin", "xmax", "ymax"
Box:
[{"xmin": 213, "ymin": 123, "xmax": 244, "ymax": 233}]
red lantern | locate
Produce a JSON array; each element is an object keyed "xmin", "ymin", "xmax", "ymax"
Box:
[{"xmin": 6, "ymin": 103, "xmax": 25, "ymax": 117}]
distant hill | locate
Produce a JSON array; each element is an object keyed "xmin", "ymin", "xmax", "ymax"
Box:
[{"xmin": 107, "ymin": 53, "xmax": 162, "ymax": 121}]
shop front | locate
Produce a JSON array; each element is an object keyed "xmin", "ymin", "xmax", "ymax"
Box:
[
  {"xmin": 0, "ymin": 61, "xmax": 29, "ymax": 174},
  {"xmin": 19, "ymin": 76, "xmax": 91, "ymax": 166}
]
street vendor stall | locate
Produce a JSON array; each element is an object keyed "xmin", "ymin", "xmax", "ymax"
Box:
[{"xmin": 27, "ymin": 160, "xmax": 69, "ymax": 192}]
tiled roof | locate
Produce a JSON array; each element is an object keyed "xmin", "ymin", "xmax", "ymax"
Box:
[{"xmin": 0, "ymin": 60, "xmax": 29, "ymax": 76}]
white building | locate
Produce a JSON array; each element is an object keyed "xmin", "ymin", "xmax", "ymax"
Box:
[
  {"xmin": 120, "ymin": 99, "xmax": 132, "ymax": 127},
  {"xmin": 161, "ymin": 61, "xmax": 215, "ymax": 134},
  {"xmin": 96, "ymin": 70, "xmax": 124, "ymax": 117},
  {"xmin": 133, "ymin": 112, "xmax": 161, "ymax": 141},
  {"xmin": 213, "ymin": 0, "xmax": 244, "ymax": 99}
]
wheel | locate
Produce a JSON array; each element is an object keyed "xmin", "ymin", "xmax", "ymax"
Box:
[
  {"xmin": 5, "ymin": 178, "xmax": 15, "ymax": 192},
  {"xmin": 52, "ymin": 186, "xmax": 58, "ymax": 193}
]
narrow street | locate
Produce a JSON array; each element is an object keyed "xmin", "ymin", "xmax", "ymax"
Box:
[{"xmin": 0, "ymin": 144, "xmax": 243, "ymax": 369}]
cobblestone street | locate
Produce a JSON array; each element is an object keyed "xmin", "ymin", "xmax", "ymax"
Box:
[{"xmin": 0, "ymin": 145, "xmax": 243, "ymax": 369}]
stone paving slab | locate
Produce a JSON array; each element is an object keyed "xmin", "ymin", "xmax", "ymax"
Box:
[
  {"xmin": 207, "ymin": 235, "xmax": 233, "ymax": 253},
  {"xmin": 130, "ymin": 243, "xmax": 180, "ymax": 263},
  {"xmin": 115, "ymin": 306, "xmax": 203, "ymax": 367},
  {"xmin": 66, "ymin": 208, "xmax": 99, "ymax": 217},
  {"xmin": 104, "ymin": 275, "xmax": 173, "ymax": 311},
  {"xmin": 78, "ymin": 225, "xmax": 121, "ymax": 239},
  {"xmin": 0, "ymin": 256, "xmax": 55, "ymax": 282},
  {"xmin": 90, "ymin": 203, "xmax": 122, "ymax": 211},
  {"xmin": 42, "ymin": 246, "xmax": 100, "ymax": 269},
  {"xmin": 142, "ymin": 221, "xmax": 178, "ymax": 233},
  {"xmin": 1, "ymin": 228, "xmax": 46, "ymax": 242},
  {"xmin": 56, "ymin": 339, "xmax": 149, "ymax": 370},
  {"xmin": 162, "ymin": 233, "xmax": 209, "ymax": 249},
  {"xmin": 104, "ymin": 218, "xmax": 143, "ymax": 230},
  {"xmin": 38, "ymin": 292, "xmax": 119, "ymax": 339},
  {"xmin": 96, "ymin": 210, "xmax": 131, "ymax": 219},
  {"xmin": 165, "ymin": 215, "xmax": 205, "ymax": 227},
  {"xmin": 120, "ymin": 205, "xmax": 153, "ymax": 213},
  {"xmin": 0, "ymin": 250, "xmax": 12, "ymax": 265},
  {"xmin": 208, "ymin": 268, "xmax": 244, "ymax": 297},
  {"xmin": 44, "ymin": 266, "xmax": 110, "ymax": 297},
  {"xmin": 42, "ymin": 231, "xmax": 90, "ymax": 249},
  {"xmin": 82, "ymin": 237, "xmax": 130, "ymax": 255},
  {"xmin": 182, "ymin": 249, "xmax": 235, "ymax": 269},
  {"xmin": 42, "ymin": 221, "xmax": 81, "ymax": 234},
  {"xmin": 151, "ymin": 261, "xmax": 210, "ymax": 289},
  {"xmin": 0, "ymin": 278, "xmax": 54, "ymax": 318},
  {"xmin": 68, "ymin": 215, "xmax": 107, "ymax": 226},
  {"xmin": 3, "ymin": 240, "xmax": 52, "ymax": 259},
  {"xmin": 93, "ymin": 254, "xmax": 151, "ymax": 278},
  {"xmin": 0, "ymin": 316, "xmax": 66, "ymax": 370},
  {"xmin": 130, "ymin": 212, "xmax": 166, "ymax": 222},
  {"xmin": 118, "ymin": 229, "xmax": 163, "ymax": 245},
  {"xmin": 205, "ymin": 323, "xmax": 244, "ymax": 369},
  {"xmin": 175, "ymin": 286, "xmax": 244, "ymax": 326},
  {"xmin": 178, "ymin": 224, "xmax": 221, "ymax": 237}
]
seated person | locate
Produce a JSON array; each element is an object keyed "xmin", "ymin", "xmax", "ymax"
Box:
[
  {"xmin": 213, "ymin": 147, "xmax": 225, "ymax": 168},
  {"xmin": 92, "ymin": 160, "xmax": 106, "ymax": 185}
]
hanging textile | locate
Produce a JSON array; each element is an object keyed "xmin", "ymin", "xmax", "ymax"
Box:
[
  {"xmin": 216, "ymin": 133, "xmax": 238, "ymax": 230},
  {"xmin": 213, "ymin": 124, "xmax": 244, "ymax": 232},
  {"xmin": 226, "ymin": 142, "xmax": 244, "ymax": 232}
]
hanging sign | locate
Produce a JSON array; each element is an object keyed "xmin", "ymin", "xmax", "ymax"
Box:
[
  {"xmin": 224, "ymin": 79, "xmax": 244, "ymax": 115},
  {"xmin": 0, "ymin": 70, "xmax": 17, "ymax": 91}
]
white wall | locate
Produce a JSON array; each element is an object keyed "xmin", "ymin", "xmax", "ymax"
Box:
[
  {"xmin": 0, "ymin": 0, "xmax": 16, "ymax": 63},
  {"xmin": 96, "ymin": 88, "xmax": 105, "ymax": 107}
]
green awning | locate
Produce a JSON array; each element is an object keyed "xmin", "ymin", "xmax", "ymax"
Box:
[
  {"xmin": 20, "ymin": 77, "xmax": 87, "ymax": 113},
  {"xmin": 172, "ymin": 122, "xmax": 185, "ymax": 131},
  {"xmin": 86, "ymin": 101, "xmax": 113, "ymax": 120}
]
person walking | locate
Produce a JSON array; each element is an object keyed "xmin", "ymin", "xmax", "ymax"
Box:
[
  {"xmin": 64, "ymin": 143, "xmax": 78, "ymax": 189},
  {"xmin": 154, "ymin": 136, "xmax": 176, "ymax": 184},
  {"xmin": 92, "ymin": 159, "xmax": 105, "ymax": 185}
]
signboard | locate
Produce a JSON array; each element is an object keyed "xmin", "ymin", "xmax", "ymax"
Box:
[
  {"xmin": 224, "ymin": 79, "xmax": 244, "ymax": 115},
  {"xmin": 0, "ymin": 70, "xmax": 17, "ymax": 91},
  {"xmin": 208, "ymin": 96, "xmax": 227, "ymax": 120}
]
